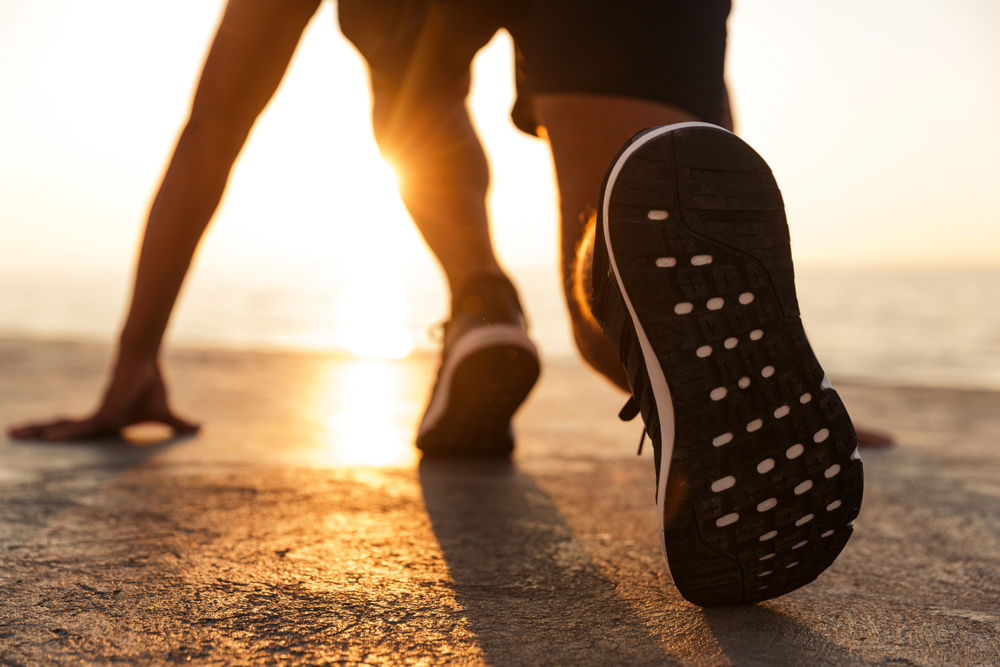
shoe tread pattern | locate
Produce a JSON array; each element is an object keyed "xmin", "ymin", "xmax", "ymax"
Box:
[{"xmin": 599, "ymin": 125, "xmax": 863, "ymax": 606}]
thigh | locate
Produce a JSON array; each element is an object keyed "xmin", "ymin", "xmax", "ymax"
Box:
[{"xmin": 510, "ymin": 0, "xmax": 732, "ymax": 128}]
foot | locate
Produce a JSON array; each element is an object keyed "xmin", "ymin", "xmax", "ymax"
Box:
[
  {"xmin": 591, "ymin": 123, "xmax": 863, "ymax": 606},
  {"xmin": 416, "ymin": 274, "xmax": 540, "ymax": 458}
]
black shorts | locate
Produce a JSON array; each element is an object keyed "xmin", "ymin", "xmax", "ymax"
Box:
[{"xmin": 339, "ymin": 0, "xmax": 731, "ymax": 134}]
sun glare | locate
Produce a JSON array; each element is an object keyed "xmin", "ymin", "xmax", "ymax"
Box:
[
  {"xmin": 334, "ymin": 160, "xmax": 416, "ymax": 360},
  {"xmin": 376, "ymin": 158, "xmax": 401, "ymax": 191},
  {"xmin": 335, "ymin": 276, "xmax": 414, "ymax": 359}
]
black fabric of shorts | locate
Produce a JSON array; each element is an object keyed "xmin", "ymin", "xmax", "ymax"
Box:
[{"xmin": 338, "ymin": 0, "xmax": 732, "ymax": 133}]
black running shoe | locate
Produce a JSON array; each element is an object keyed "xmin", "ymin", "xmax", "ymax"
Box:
[
  {"xmin": 417, "ymin": 274, "xmax": 540, "ymax": 458},
  {"xmin": 591, "ymin": 123, "xmax": 863, "ymax": 607}
]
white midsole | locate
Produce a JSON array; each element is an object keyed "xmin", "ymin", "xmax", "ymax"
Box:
[
  {"xmin": 418, "ymin": 324, "xmax": 538, "ymax": 438},
  {"xmin": 600, "ymin": 121, "xmax": 721, "ymax": 560}
]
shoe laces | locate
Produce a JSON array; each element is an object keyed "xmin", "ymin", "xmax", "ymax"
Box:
[{"xmin": 618, "ymin": 396, "xmax": 647, "ymax": 455}]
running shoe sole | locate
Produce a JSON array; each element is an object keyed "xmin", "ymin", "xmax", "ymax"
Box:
[
  {"xmin": 417, "ymin": 325, "xmax": 540, "ymax": 458},
  {"xmin": 594, "ymin": 122, "xmax": 863, "ymax": 606}
]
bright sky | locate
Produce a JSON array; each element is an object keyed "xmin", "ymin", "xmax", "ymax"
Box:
[{"xmin": 0, "ymin": 0, "xmax": 998, "ymax": 276}]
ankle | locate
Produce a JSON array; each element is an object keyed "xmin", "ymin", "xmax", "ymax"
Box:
[
  {"xmin": 449, "ymin": 273, "xmax": 525, "ymax": 326},
  {"xmin": 446, "ymin": 266, "xmax": 502, "ymax": 300}
]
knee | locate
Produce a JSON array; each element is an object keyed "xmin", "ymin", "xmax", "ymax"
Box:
[
  {"xmin": 371, "ymin": 84, "xmax": 487, "ymax": 198},
  {"xmin": 369, "ymin": 76, "xmax": 469, "ymax": 157}
]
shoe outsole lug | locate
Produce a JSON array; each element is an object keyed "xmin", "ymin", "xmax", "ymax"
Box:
[{"xmin": 595, "ymin": 123, "xmax": 863, "ymax": 607}]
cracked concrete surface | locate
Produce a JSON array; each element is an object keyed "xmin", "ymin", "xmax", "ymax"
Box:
[{"xmin": 1, "ymin": 339, "xmax": 999, "ymax": 665}]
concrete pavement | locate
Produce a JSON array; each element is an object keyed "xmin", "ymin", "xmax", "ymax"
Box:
[{"xmin": 2, "ymin": 338, "xmax": 999, "ymax": 665}]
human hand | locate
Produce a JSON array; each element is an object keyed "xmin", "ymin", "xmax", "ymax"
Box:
[{"xmin": 7, "ymin": 353, "xmax": 199, "ymax": 442}]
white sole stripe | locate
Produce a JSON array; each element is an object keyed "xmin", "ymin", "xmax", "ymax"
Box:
[
  {"xmin": 418, "ymin": 324, "xmax": 537, "ymax": 438},
  {"xmin": 600, "ymin": 121, "xmax": 719, "ymax": 563}
]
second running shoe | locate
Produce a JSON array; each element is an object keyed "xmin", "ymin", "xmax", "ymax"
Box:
[
  {"xmin": 591, "ymin": 123, "xmax": 863, "ymax": 606},
  {"xmin": 416, "ymin": 274, "xmax": 540, "ymax": 458}
]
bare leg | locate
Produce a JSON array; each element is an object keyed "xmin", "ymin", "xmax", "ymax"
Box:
[
  {"xmin": 342, "ymin": 0, "xmax": 508, "ymax": 301},
  {"xmin": 121, "ymin": 0, "xmax": 321, "ymax": 358},
  {"xmin": 368, "ymin": 67, "xmax": 540, "ymax": 458},
  {"xmin": 370, "ymin": 76, "xmax": 505, "ymax": 301},
  {"xmin": 534, "ymin": 93, "xmax": 713, "ymax": 391}
]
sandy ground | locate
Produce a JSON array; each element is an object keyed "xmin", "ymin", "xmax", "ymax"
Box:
[{"xmin": 1, "ymin": 338, "xmax": 999, "ymax": 666}]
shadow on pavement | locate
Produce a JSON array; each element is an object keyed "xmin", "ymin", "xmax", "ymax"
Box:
[
  {"xmin": 420, "ymin": 458, "xmax": 879, "ymax": 666},
  {"xmin": 418, "ymin": 459, "xmax": 677, "ymax": 665},
  {"xmin": 0, "ymin": 435, "xmax": 189, "ymax": 550},
  {"xmin": 701, "ymin": 604, "xmax": 871, "ymax": 666}
]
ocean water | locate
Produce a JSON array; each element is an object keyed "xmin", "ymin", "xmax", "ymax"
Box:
[{"xmin": 1, "ymin": 263, "xmax": 998, "ymax": 391}]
